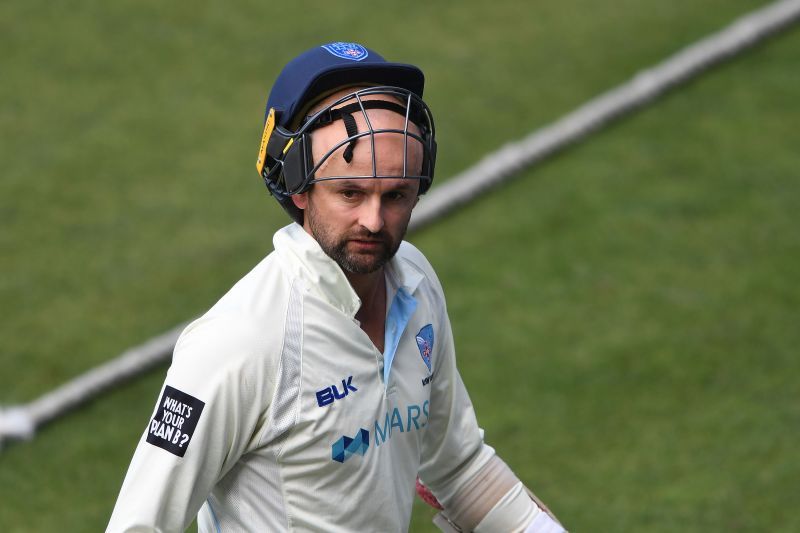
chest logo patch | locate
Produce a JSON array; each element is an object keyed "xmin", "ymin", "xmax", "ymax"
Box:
[
  {"xmin": 331, "ymin": 428, "xmax": 370, "ymax": 463},
  {"xmin": 415, "ymin": 324, "xmax": 434, "ymax": 373},
  {"xmin": 316, "ymin": 375, "xmax": 358, "ymax": 407},
  {"xmin": 146, "ymin": 385, "xmax": 205, "ymax": 458}
]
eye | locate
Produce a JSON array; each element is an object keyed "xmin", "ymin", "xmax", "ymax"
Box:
[
  {"xmin": 340, "ymin": 189, "xmax": 360, "ymax": 200},
  {"xmin": 385, "ymin": 191, "xmax": 406, "ymax": 201}
]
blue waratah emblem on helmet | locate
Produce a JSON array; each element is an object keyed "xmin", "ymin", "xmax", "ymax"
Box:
[
  {"xmin": 415, "ymin": 324, "xmax": 434, "ymax": 372},
  {"xmin": 321, "ymin": 42, "xmax": 369, "ymax": 62}
]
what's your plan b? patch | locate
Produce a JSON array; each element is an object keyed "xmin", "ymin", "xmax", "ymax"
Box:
[{"xmin": 146, "ymin": 385, "xmax": 205, "ymax": 457}]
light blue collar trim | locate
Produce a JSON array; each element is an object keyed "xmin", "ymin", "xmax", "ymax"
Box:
[{"xmin": 383, "ymin": 287, "xmax": 417, "ymax": 385}]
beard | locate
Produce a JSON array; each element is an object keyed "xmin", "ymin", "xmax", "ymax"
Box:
[{"xmin": 306, "ymin": 201, "xmax": 406, "ymax": 275}]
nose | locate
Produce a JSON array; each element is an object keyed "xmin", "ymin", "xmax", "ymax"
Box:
[{"xmin": 358, "ymin": 195, "xmax": 385, "ymax": 234}]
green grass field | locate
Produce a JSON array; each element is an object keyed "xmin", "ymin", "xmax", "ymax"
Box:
[{"xmin": 2, "ymin": 0, "xmax": 799, "ymax": 531}]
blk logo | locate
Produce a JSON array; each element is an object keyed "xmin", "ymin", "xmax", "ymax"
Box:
[
  {"xmin": 331, "ymin": 428, "xmax": 370, "ymax": 463},
  {"xmin": 316, "ymin": 376, "xmax": 358, "ymax": 407}
]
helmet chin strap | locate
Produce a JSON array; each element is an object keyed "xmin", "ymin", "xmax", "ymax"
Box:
[{"xmin": 341, "ymin": 112, "xmax": 359, "ymax": 163}]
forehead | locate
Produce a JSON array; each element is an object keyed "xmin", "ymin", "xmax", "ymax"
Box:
[
  {"xmin": 333, "ymin": 106, "xmax": 412, "ymax": 135},
  {"xmin": 307, "ymin": 87, "xmax": 421, "ymax": 135},
  {"xmin": 311, "ymin": 176, "xmax": 421, "ymax": 198},
  {"xmin": 311, "ymin": 130, "xmax": 423, "ymax": 179},
  {"xmin": 319, "ymin": 177, "xmax": 419, "ymax": 191},
  {"xmin": 302, "ymin": 86, "xmax": 429, "ymax": 194},
  {"xmin": 310, "ymin": 93, "xmax": 424, "ymax": 172}
]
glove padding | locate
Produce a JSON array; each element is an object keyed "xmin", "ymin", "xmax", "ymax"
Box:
[{"xmin": 416, "ymin": 476, "xmax": 444, "ymax": 510}]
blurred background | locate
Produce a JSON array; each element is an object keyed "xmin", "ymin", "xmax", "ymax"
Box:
[{"xmin": 2, "ymin": 0, "xmax": 799, "ymax": 530}]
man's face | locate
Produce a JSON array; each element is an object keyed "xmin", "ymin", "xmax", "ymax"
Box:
[{"xmin": 292, "ymin": 91, "xmax": 423, "ymax": 274}]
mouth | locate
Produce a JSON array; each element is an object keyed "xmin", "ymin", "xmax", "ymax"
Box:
[{"xmin": 348, "ymin": 238, "xmax": 386, "ymax": 250}]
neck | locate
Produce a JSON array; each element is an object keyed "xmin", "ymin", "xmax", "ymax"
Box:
[{"xmin": 346, "ymin": 269, "xmax": 386, "ymax": 322}]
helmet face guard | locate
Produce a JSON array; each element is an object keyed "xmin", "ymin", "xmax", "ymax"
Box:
[{"xmin": 257, "ymin": 86, "xmax": 437, "ymax": 215}]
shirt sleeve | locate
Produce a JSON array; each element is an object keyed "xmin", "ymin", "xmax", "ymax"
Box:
[
  {"xmin": 106, "ymin": 315, "xmax": 279, "ymax": 533},
  {"xmin": 417, "ymin": 299, "xmax": 496, "ymax": 508}
]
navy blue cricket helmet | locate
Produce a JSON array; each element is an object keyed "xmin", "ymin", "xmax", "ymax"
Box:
[{"xmin": 256, "ymin": 42, "xmax": 437, "ymax": 223}]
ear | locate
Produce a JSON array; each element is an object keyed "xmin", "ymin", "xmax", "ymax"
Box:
[{"xmin": 292, "ymin": 192, "xmax": 309, "ymax": 210}]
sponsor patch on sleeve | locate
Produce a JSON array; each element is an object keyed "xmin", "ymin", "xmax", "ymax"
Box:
[{"xmin": 145, "ymin": 385, "xmax": 205, "ymax": 457}]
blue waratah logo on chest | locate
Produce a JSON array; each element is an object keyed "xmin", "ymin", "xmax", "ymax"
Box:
[
  {"xmin": 415, "ymin": 324, "xmax": 434, "ymax": 373},
  {"xmin": 321, "ymin": 42, "xmax": 369, "ymax": 62}
]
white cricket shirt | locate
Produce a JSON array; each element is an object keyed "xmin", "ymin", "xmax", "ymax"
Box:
[{"xmin": 107, "ymin": 223, "xmax": 494, "ymax": 532}]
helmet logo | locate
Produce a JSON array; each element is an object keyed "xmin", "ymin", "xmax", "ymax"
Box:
[{"xmin": 321, "ymin": 42, "xmax": 369, "ymax": 62}]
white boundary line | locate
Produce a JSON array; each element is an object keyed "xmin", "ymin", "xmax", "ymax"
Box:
[
  {"xmin": 2, "ymin": 0, "xmax": 799, "ymax": 447},
  {"xmin": 0, "ymin": 322, "xmax": 192, "ymax": 444},
  {"xmin": 409, "ymin": 0, "xmax": 800, "ymax": 231}
]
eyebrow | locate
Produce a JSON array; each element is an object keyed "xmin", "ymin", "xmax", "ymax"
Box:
[{"xmin": 333, "ymin": 179, "xmax": 418, "ymax": 192}]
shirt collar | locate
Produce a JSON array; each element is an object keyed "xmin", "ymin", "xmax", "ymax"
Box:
[{"xmin": 273, "ymin": 223, "xmax": 425, "ymax": 318}]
